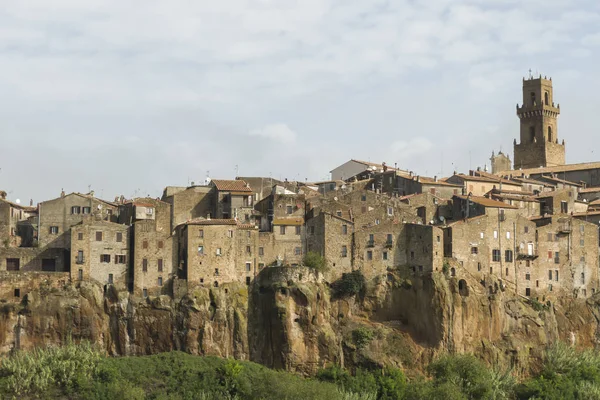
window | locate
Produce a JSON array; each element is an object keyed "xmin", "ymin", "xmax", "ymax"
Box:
[
  {"xmin": 386, "ymin": 233, "xmax": 393, "ymax": 244},
  {"xmin": 525, "ymin": 288, "xmax": 531, "ymax": 297},
  {"xmin": 227, "ymin": 230, "xmax": 234, "ymax": 238},
  {"xmin": 216, "ymin": 248, "xmax": 222, "ymax": 256},
  {"xmin": 342, "ymin": 225, "xmax": 348, "ymax": 235},
  {"xmin": 100, "ymin": 254, "xmax": 111, "ymax": 263},
  {"xmin": 506, "ymin": 231, "xmax": 511, "ymax": 239},
  {"xmin": 142, "ymin": 240, "xmax": 148, "ymax": 249},
  {"xmin": 77, "ymin": 250, "xmax": 84, "ymax": 264},
  {"xmin": 198, "ymin": 246, "xmax": 204, "ymax": 255},
  {"xmin": 548, "ymin": 251, "xmax": 552, "ymax": 260},
  {"xmin": 387, "ymin": 207, "xmax": 393, "ymax": 216},
  {"xmin": 480, "ymin": 232, "xmax": 484, "ymax": 239},
  {"xmin": 158, "ymin": 240, "xmax": 164, "ymax": 249},
  {"xmin": 549, "ymin": 284, "xmax": 553, "ymax": 292},
  {"xmin": 78, "ymin": 232, "xmax": 83, "ymax": 240},
  {"xmin": 294, "ymin": 247, "xmax": 301, "ymax": 256},
  {"xmin": 554, "ymin": 252, "xmax": 560, "ymax": 264},
  {"xmin": 493, "ymin": 230, "xmax": 498, "ymax": 239},
  {"xmin": 524, "ymin": 226, "xmax": 529, "ymax": 233},
  {"xmin": 246, "ymin": 277, "xmax": 251, "ymax": 285},
  {"xmin": 214, "ymin": 281, "xmax": 219, "ymax": 288},
  {"xmin": 536, "ymin": 280, "xmax": 539, "ymax": 287},
  {"xmin": 143, "ymin": 288, "xmax": 148, "ymax": 297},
  {"xmin": 544, "ymin": 91, "xmax": 549, "ymax": 105},
  {"xmin": 96, "ymin": 231, "xmax": 103, "ymax": 241},
  {"xmin": 471, "ymin": 247, "xmax": 478, "ymax": 255},
  {"xmin": 14, "ymin": 288, "xmax": 20, "ymax": 297},
  {"xmin": 477, "ymin": 262, "xmax": 481, "ymax": 271},
  {"xmin": 158, "ymin": 277, "xmax": 163, "ymax": 286},
  {"xmin": 490, "ymin": 267, "xmax": 493, "ymax": 274},
  {"xmin": 580, "ymin": 225, "xmax": 585, "ymax": 233},
  {"xmin": 341, "ymin": 246, "xmax": 348, "ymax": 257},
  {"xmin": 410, "ymin": 251, "xmax": 415, "ymax": 259},
  {"xmin": 108, "ymin": 274, "xmax": 114, "ymax": 284},
  {"xmin": 581, "ymin": 272, "xmax": 585, "ymax": 284},
  {"xmin": 214, "ymin": 268, "xmax": 219, "ymax": 276},
  {"xmin": 116, "ymin": 255, "xmax": 126, "ymax": 264},
  {"xmin": 383, "ymin": 251, "xmax": 388, "ymax": 260},
  {"xmin": 437, "ymin": 235, "xmax": 440, "ymax": 242},
  {"xmin": 259, "ymin": 263, "xmax": 265, "ymax": 269},
  {"xmin": 492, "ymin": 249, "xmax": 501, "ymax": 262},
  {"xmin": 505, "ymin": 250, "xmax": 513, "ymax": 262},
  {"xmin": 506, "ymin": 268, "xmax": 509, "ymax": 276},
  {"xmin": 246, "ymin": 262, "xmax": 251, "ymax": 272},
  {"xmin": 366, "ymin": 251, "xmax": 373, "ymax": 261},
  {"xmin": 49, "ymin": 226, "xmax": 59, "ymax": 234},
  {"xmin": 555, "ymin": 270, "xmax": 559, "ymax": 282},
  {"xmin": 280, "ymin": 226, "xmax": 286, "ymax": 235},
  {"xmin": 375, "ymin": 219, "xmax": 380, "ymax": 225},
  {"xmin": 309, "ymin": 226, "xmax": 315, "ymax": 235},
  {"xmin": 526, "ymin": 273, "xmax": 531, "ymax": 281},
  {"xmin": 581, "ymin": 256, "xmax": 585, "ymax": 263},
  {"xmin": 547, "ymin": 232, "xmax": 553, "ymax": 242},
  {"xmin": 369, "ymin": 233, "xmax": 374, "ymax": 243},
  {"xmin": 247, "ymin": 231, "xmax": 251, "ymax": 238},
  {"xmin": 580, "ymin": 239, "xmax": 585, "ymax": 247},
  {"xmin": 199, "ymin": 229, "xmax": 204, "ymax": 238},
  {"xmin": 6, "ymin": 258, "xmax": 20, "ymax": 271},
  {"xmin": 548, "ymin": 270, "xmax": 553, "ymax": 280},
  {"xmin": 295, "ymin": 226, "xmax": 301, "ymax": 235},
  {"xmin": 560, "ymin": 201, "xmax": 568, "ymax": 213},
  {"xmin": 158, "ymin": 259, "xmax": 163, "ymax": 272},
  {"xmin": 71, "ymin": 206, "xmax": 81, "ymax": 214},
  {"xmin": 142, "ymin": 259, "xmax": 148, "ymax": 272},
  {"xmin": 82, "ymin": 206, "xmax": 91, "ymax": 214},
  {"xmin": 361, "ymin": 195, "xmax": 367, "ymax": 201},
  {"xmin": 146, "ymin": 207, "xmax": 154, "ymax": 215},
  {"xmin": 287, "ymin": 205, "xmax": 293, "ymax": 214},
  {"xmin": 116, "ymin": 232, "xmax": 123, "ymax": 242},
  {"xmin": 246, "ymin": 245, "xmax": 251, "ymax": 254}
]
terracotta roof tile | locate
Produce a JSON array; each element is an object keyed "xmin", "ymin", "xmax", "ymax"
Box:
[
  {"xmin": 454, "ymin": 195, "xmax": 518, "ymax": 209},
  {"xmin": 186, "ymin": 218, "xmax": 238, "ymax": 226},
  {"xmin": 211, "ymin": 180, "xmax": 253, "ymax": 192},
  {"xmin": 580, "ymin": 187, "xmax": 600, "ymax": 193},
  {"xmin": 499, "ymin": 162, "xmax": 600, "ymax": 175}
]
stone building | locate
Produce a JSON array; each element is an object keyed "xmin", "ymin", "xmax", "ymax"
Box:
[
  {"xmin": 531, "ymin": 216, "xmax": 599, "ymax": 299},
  {"xmin": 446, "ymin": 173, "xmax": 521, "ymax": 196},
  {"xmin": 490, "ymin": 151, "xmax": 511, "ymax": 174},
  {"xmin": 305, "ymin": 212, "xmax": 354, "ymax": 278},
  {"xmin": 375, "ymin": 171, "xmax": 462, "ymax": 198},
  {"xmin": 125, "ymin": 198, "xmax": 174, "ymax": 296},
  {"xmin": 254, "ymin": 190, "xmax": 306, "ymax": 232},
  {"xmin": 210, "ymin": 179, "xmax": 254, "ymax": 221},
  {"xmin": 0, "ymin": 196, "xmax": 37, "ymax": 248},
  {"xmin": 38, "ymin": 192, "xmax": 118, "ymax": 249},
  {"xmin": 536, "ymin": 189, "xmax": 578, "ymax": 215},
  {"xmin": 514, "ymin": 76, "xmax": 565, "ymax": 169},
  {"xmin": 162, "ymin": 185, "xmax": 213, "ymax": 230},
  {"xmin": 70, "ymin": 219, "xmax": 130, "ymax": 290},
  {"xmin": 486, "ymin": 188, "xmax": 541, "ymax": 218},
  {"xmin": 510, "ymin": 176, "xmax": 554, "ymax": 195}
]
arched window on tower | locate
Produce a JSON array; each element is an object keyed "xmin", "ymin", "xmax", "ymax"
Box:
[
  {"xmin": 548, "ymin": 126, "xmax": 553, "ymax": 142},
  {"xmin": 529, "ymin": 126, "xmax": 535, "ymax": 143},
  {"xmin": 544, "ymin": 91, "xmax": 549, "ymax": 105},
  {"xmin": 530, "ymin": 92, "xmax": 536, "ymax": 105}
]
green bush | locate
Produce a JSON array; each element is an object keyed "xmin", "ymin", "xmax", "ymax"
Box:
[
  {"xmin": 303, "ymin": 251, "xmax": 329, "ymax": 273},
  {"xmin": 352, "ymin": 327, "xmax": 374, "ymax": 350},
  {"xmin": 332, "ymin": 270, "xmax": 366, "ymax": 298}
]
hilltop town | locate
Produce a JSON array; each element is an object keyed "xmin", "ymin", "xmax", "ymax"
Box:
[{"xmin": 2, "ymin": 75, "xmax": 600, "ymax": 307}]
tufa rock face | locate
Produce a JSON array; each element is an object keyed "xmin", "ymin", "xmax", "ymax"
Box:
[{"xmin": 0, "ymin": 267, "xmax": 597, "ymax": 375}]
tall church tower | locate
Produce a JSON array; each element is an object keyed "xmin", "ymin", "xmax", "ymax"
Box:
[{"xmin": 513, "ymin": 75, "xmax": 565, "ymax": 169}]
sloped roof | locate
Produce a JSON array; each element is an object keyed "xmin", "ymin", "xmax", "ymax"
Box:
[
  {"xmin": 453, "ymin": 174, "xmax": 518, "ymax": 185},
  {"xmin": 580, "ymin": 187, "xmax": 600, "ymax": 193},
  {"xmin": 454, "ymin": 195, "xmax": 518, "ymax": 209},
  {"xmin": 186, "ymin": 218, "xmax": 238, "ymax": 226},
  {"xmin": 0, "ymin": 198, "xmax": 37, "ymax": 212},
  {"xmin": 211, "ymin": 180, "xmax": 253, "ymax": 192},
  {"xmin": 498, "ymin": 162, "xmax": 600, "ymax": 175}
]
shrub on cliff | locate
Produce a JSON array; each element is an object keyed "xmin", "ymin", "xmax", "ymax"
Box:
[
  {"xmin": 303, "ymin": 251, "xmax": 329, "ymax": 273},
  {"xmin": 332, "ymin": 270, "xmax": 366, "ymax": 298}
]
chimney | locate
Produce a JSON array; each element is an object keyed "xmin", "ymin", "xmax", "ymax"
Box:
[
  {"xmin": 60, "ymin": 189, "xmax": 65, "ymax": 198},
  {"xmin": 0, "ymin": 191, "xmax": 6, "ymax": 200},
  {"xmin": 434, "ymin": 176, "xmax": 438, "ymax": 182},
  {"xmin": 206, "ymin": 213, "xmax": 211, "ymax": 220}
]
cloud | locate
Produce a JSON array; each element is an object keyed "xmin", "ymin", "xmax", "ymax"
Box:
[
  {"xmin": 248, "ymin": 123, "xmax": 297, "ymax": 143},
  {"xmin": 1, "ymin": 0, "xmax": 600, "ymax": 201}
]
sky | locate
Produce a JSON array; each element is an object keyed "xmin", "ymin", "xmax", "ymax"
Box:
[{"xmin": 1, "ymin": 0, "xmax": 600, "ymax": 204}]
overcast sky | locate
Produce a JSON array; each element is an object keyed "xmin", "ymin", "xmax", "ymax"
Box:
[{"xmin": 1, "ymin": 0, "xmax": 600, "ymax": 204}]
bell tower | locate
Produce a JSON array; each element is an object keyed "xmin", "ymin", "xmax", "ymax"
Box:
[{"xmin": 513, "ymin": 75, "xmax": 565, "ymax": 169}]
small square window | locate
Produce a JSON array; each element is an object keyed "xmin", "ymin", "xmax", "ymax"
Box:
[
  {"xmin": 245, "ymin": 262, "xmax": 251, "ymax": 272},
  {"xmin": 96, "ymin": 231, "xmax": 103, "ymax": 241},
  {"xmin": 216, "ymin": 248, "xmax": 222, "ymax": 256},
  {"xmin": 199, "ymin": 229, "xmax": 204, "ymax": 238},
  {"xmin": 198, "ymin": 246, "xmax": 204, "ymax": 255},
  {"xmin": 158, "ymin": 277, "xmax": 163, "ymax": 286},
  {"xmin": 100, "ymin": 254, "xmax": 111, "ymax": 263},
  {"xmin": 215, "ymin": 268, "xmax": 219, "ymax": 276},
  {"xmin": 287, "ymin": 205, "xmax": 293, "ymax": 214},
  {"xmin": 116, "ymin": 232, "xmax": 123, "ymax": 242},
  {"xmin": 383, "ymin": 251, "xmax": 388, "ymax": 260},
  {"xmin": 158, "ymin": 259, "xmax": 163, "ymax": 272},
  {"xmin": 246, "ymin": 245, "xmax": 251, "ymax": 254},
  {"xmin": 259, "ymin": 247, "xmax": 264, "ymax": 256},
  {"xmin": 294, "ymin": 247, "xmax": 301, "ymax": 256},
  {"xmin": 78, "ymin": 232, "xmax": 83, "ymax": 240},
  {"xmin": 142, "ymin": 240, "xmax": 148, "ymax": 249},
  {"xmin": 158, "ymin": 240, "xmax": 164, "ymax": 249},
  {"xmin": 341, "ymin": 246, "xmax": 348, "ymax": 257},
  {"xmin": 50, "ymin": 226, "xmax": 59, "ymax": 234},
  {"xmin": 280, "ymin": 226, "xmax": 286, "ymax": 235},
  {"xmin": 366, "ymin": 250, "xmax": 373, "ymax": 260},
  {"xmin": 295, "ymin": 226, "xmax": 301, "ymax": 235},
  {"xmin": 142, "ymin": 258, "xmax": 148, "ymax": 272}
]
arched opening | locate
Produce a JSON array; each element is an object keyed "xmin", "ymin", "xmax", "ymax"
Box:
[
  {"xmin": 450, "ymin": 267, "xmax": 456, "ymax": 277},
  {"xmin": 458, "ymin": 279, "xmax": 469, "ymax": 296},
  {"xmin": 529, "ymin": 126, "xmax": 535, "ymax": 143},
  {"xmin": 548, "ymin": 126, "xmax": 553, "ymax": 142},
  {"xmin": 530, "ymin": 92, "xmax": 536, "ymax": 105},
  {"xmin": 544, "ymin": 91, "xmax": 549, "ymax": 105},
  {"xmin": 213, "ymin": 281, "xmax": 219, "ymax": 288}
]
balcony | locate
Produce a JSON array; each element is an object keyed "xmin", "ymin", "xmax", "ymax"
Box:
[
  {"xmin": 516, "ymin": 250, "xmax": 538, "ymax": 260},
  {"xmin": 366, "ymin": 240, "xmax": 375, "ymax": 248},
  {"xmin": 558, "ymin": 222, "xmax": 572, "ymax": 234},
  {"xmin": 385, "ymin": 240, "xmax": 393, "ymax": 249}
]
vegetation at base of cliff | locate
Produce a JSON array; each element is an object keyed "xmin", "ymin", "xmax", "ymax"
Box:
[
  {"xmin": 303, "ymin": 251, "xmax": 329, "ymax": 273},
  {"xmin": 332, "ymin": 270, "xmax": 366, "ymax": 298},
  {"xmin": 4, "ymin": 342, "xmax": 600, "ymax": 399}
]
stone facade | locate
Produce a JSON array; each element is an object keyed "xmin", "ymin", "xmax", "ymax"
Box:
[
  {"xmin": 0, "ymin": 198, "xmax": 36, "ymax": 248},
  {"xmin": 70, "ymin": 219, "xmax": 130, "ymax": 290}
]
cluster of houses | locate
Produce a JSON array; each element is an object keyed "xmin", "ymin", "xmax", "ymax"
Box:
[{"xmin": 2, "ymin": 75, "xmax": 600, "ymax": 302}]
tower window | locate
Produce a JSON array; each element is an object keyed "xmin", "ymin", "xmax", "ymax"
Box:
[
  {"xmin": 529, "ymin": 126, "xmax": 535, "ymax": 143},
  {"xmin": 530, "ymin": 92, "xmax": 536, "ymax": 105},
  {"xmin": 544, "ymin": 91, "xmax": 549, "ymax": 105},
  {"xmin": 548, "ymin": 126, "xmax": 552, "ymax": 142}
]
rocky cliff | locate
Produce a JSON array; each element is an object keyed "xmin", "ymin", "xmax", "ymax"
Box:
[{"xmin": 0, "ymin": 267, "xmax": 598, "ymax": 375}]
